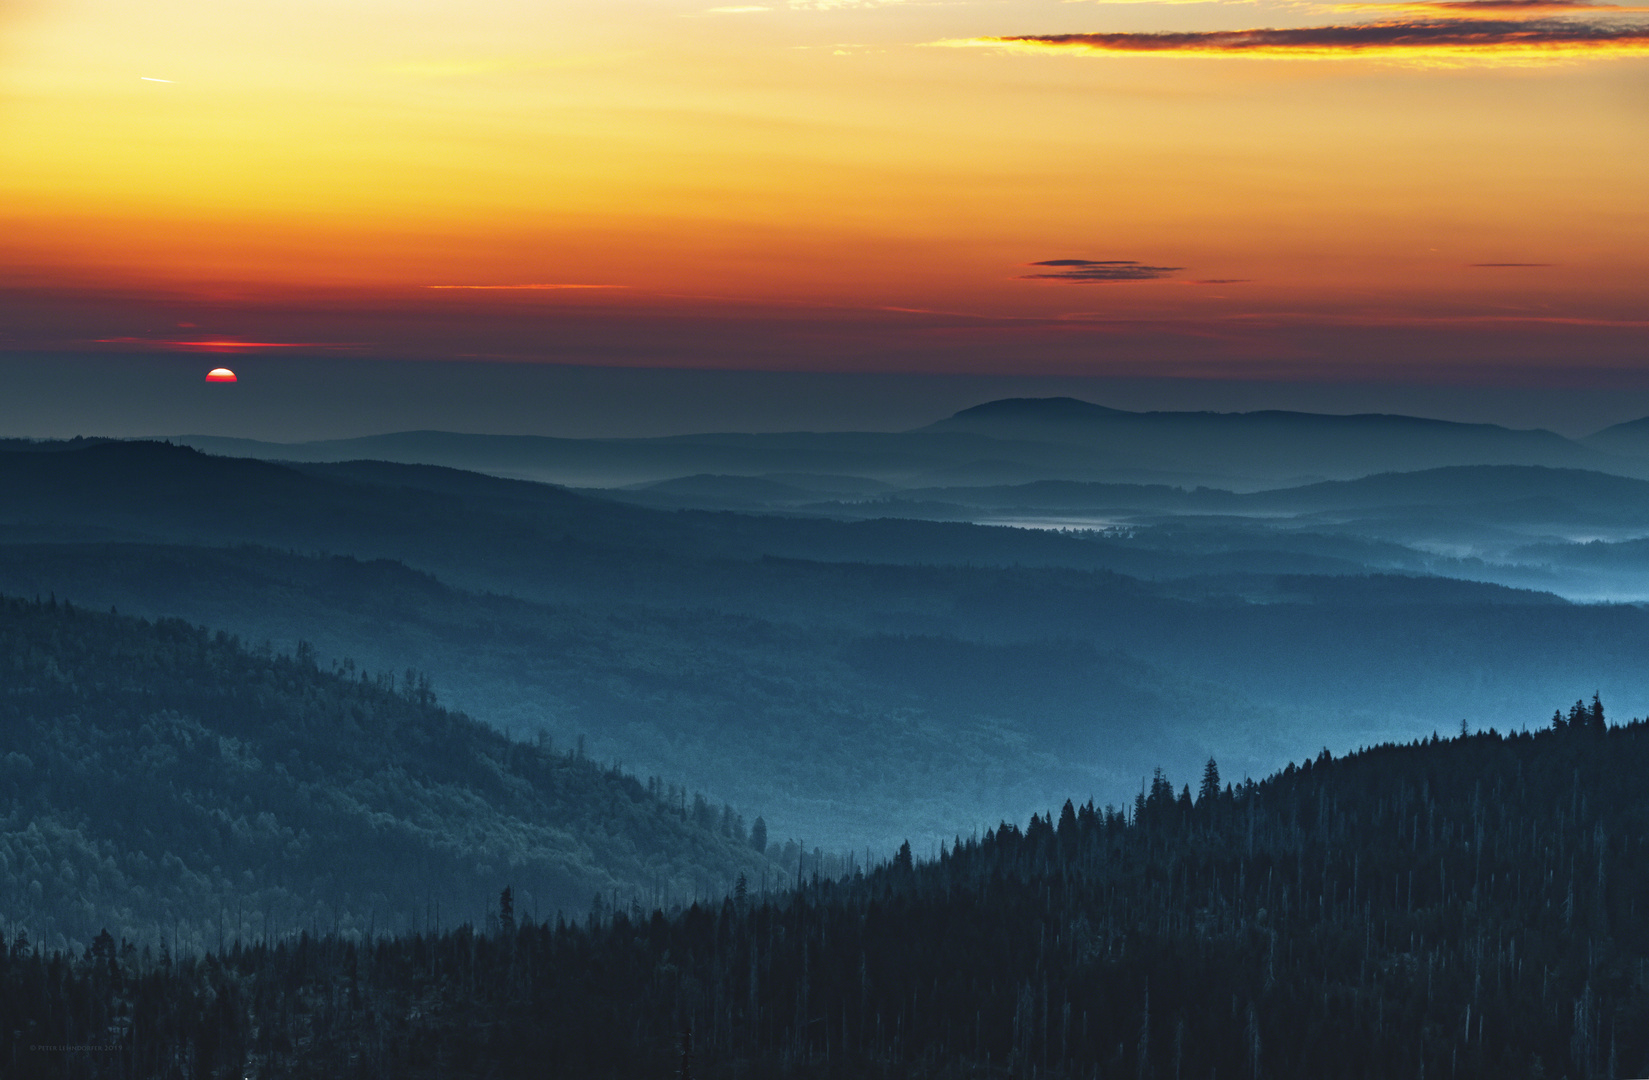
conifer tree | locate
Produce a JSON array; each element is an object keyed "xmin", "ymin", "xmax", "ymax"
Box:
[{"xmin": 1199, "ymin": 758, "xmax": 1221, "ymax": 805}]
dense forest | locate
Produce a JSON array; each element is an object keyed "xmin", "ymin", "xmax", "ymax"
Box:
[
  {"xmin": 7, "ymin": 700, "xmax": 1647, "ymax": 1079},
  {"xmin": 0, "ymin": 596, "xmax": 780, "ymax": 955}
]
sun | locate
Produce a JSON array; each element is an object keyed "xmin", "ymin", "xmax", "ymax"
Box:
[{"xmin": 204, "ymin": 368, "xmax": 238, "ymax": 383}]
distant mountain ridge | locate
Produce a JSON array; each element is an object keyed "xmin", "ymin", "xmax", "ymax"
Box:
[
  {"xmin": 925, "ymin": 397, "xmax": 1627, "ymax": 481},
  {"xmin": 1240, "ymin": 464, "xmax": 1649, "ymax": 519},
  {"xmin": 627, "ymin": 463, "xmax": 1649, "ymax": 519},
  {"xmin": 170, "ymin": 397, "xmax": 1649, "ymax": 491},
  {"xmin": 1581, "ymin": 414, "xmax": 1649, "ymax": 459}
]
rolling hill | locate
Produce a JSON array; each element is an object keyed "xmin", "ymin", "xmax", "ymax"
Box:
[{"xmin": 11, "ymin": 439, "xmax": 1649, "ymax": 857}]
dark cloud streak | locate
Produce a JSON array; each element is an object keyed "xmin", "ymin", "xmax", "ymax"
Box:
[
  {"xmin": 1342, "ymin": 0, "xmax": 1649, "ymax": 14},
  {"xmin": 1022, "ymin": 259, "xmax": 1182, "ymax": 282},
  {"xmin": 982, "ymin": 18, "xmax": 1649, "ymax": 56}
]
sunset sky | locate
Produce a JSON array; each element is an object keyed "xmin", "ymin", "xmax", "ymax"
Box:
[{"xmin": 3, "ymin": 0, "xmax": 1648, "ymax": 407}]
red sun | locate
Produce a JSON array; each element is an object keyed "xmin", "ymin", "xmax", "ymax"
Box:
[{"xmin": 204, "ymin": 368, "xmax": 238, "ymax": 383}]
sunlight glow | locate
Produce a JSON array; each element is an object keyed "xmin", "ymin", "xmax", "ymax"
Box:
[{"xmin": 1, "ymin": 0, "xmax": 1645, "ymax": 372}]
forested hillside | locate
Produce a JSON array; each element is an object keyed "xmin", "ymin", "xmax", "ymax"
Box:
[
  {"xmin": 0, "ymin": 596, "xmax": 776, "ymax": 955},
  {"xmin": 8, "ymin": 702, "xmax": 1647, "ymax": 1078}
]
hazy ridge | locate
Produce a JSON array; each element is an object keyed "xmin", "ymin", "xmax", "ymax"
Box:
[
  {"xmin": 173, "ymin": 396, "xmax": 1649, "ymax": 490},
  {"xmin": 9, "ymin": 434, "xmax": 1649, "ymax": 859}
]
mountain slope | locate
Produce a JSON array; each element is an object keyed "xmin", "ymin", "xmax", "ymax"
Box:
[
  {"xmin": 0, "ymin": 440, "xmax": 1179, "ymax": 588},
  {"xmin": 0, "ymin": 540, "xmax": 1287, "ymax": 854},
  {"xmin": 772, "ymin": 464, "xmax": 1649, "ymax": 525},
  {"xmin": 1239, "ymin": 463, "xmax": 1649, "ymax": 519},
  {"xmin": 0, "ymin": 596, "xmax": 775, "ymax": 954},
  {"xmin": 1581, "ymin": 414, "xmax": 1649, "ymax": 458},
  {"xmin": 176, "ymin": 427, "xmax": 1096, "ymax": 488}
]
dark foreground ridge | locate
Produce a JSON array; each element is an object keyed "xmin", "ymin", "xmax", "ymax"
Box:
[{"xmin": 6, "ymin": 699, "xmax": 1647, "ymax": 1078}]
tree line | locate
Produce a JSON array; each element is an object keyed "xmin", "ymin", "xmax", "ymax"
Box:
[{"xmin": 6, "ymin": 697, "xmax": 1647, "ymax": 1078}]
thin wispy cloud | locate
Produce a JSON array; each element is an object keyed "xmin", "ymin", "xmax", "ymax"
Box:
[
  {"xmin": 379, "ymin": 54, "xmax": 628, "ymax": 79},
  {"xmin": 940, "ymin": 10, "xmax": 1649, "ymax": 62},
  {"xmin": 91, "ymin": 337, "xmax": 353, "ymax": 352},
  {"xmin": 789, "ymin": 0, "xmax": 914, "ymax": 7},
  {"xmin": 424, "ymin": 283, "xmax": 629, "ymax": 290},
  {"xmin": 1064, "ymin": 0, "xmax": 1268, "ymax": 6},
  {"xmin": 1020, "ymin": 259, "xmax": 1183, "ymax": 282},
  {"xmin": 1470, "ymin": 261, "xmax": 1555, "ymax": 266}
]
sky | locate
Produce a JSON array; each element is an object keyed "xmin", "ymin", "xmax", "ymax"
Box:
[{"xmin": 3, "ymin": 0, "xmax": 1648, "ymax": 431}]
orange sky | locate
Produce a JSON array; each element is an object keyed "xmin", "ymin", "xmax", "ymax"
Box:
[{"xmin": 3, "ymin": 0, "xmax": 1647, "ymax": 379}]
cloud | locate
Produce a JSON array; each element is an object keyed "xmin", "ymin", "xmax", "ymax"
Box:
[
  {"xmin": 1066, "ymin": 0, "xmax": 1259, "ymax": 5},
  {"xmin": 941, "ymin": 17, "xmax": 1649, "ymax": 62},
  {"xmin": 424, "ymin": 283, "xmax": 629, "ymax": 290},
  {"xmin": 378, "ymin": 54, "xmax": 629, "ymax": 79},
  {"xmin": 1469, "ymin": 261, "xmax": 1555, "ymax": 266},
  {"xmin": 91, "ymin": 337, "xmax": 354, "ymax": 352},
  {"xmin": 1336, "ymin": 0, "xmax": 1649, "ymax": 15},
  {"xmin": 1020, "ymin": 259, "xmax": 1183, "ymax": 282},
  {"xmin": 689, "ymin": 0, "xmax": 928, "ymax": 11},
  {"xmin": 788, "ymin": 0, "xmax": 913, "ymax": 7}
]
